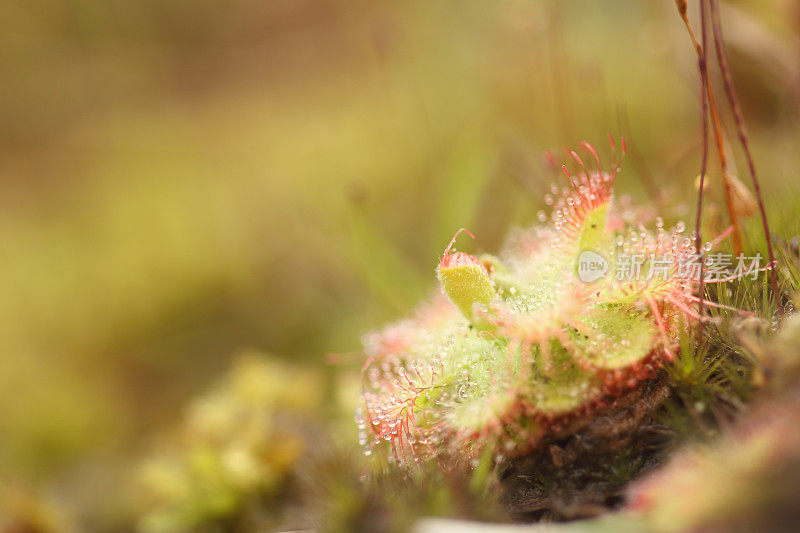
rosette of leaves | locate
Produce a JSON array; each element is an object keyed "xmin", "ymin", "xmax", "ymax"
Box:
[{"xmin": 358, "ymin": 141, "xmax": 722, "ymax": 468}]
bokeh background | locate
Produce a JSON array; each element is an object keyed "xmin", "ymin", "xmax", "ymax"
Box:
[{"xmin": 1, "ymin": 0, "xmax": 798, "ymax": 529}]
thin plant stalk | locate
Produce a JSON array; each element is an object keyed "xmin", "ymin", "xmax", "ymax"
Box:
[
  {"xmin": 675, "ymin": 0, "xmax": 743, "ymax": 255},
  {"xmin": 680, "ymin": 0, "xmax": 710, "ymax": 325},
  {"xmin": 709, "ymin": 0, "xmax": 781, "ymax": 312}
]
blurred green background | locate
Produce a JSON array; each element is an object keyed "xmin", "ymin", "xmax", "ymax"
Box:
[{"xmin": 0, "ymin": 0, "xmax": 798, "ymax": 524}]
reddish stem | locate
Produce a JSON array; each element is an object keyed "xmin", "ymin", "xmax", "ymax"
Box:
[
  {"xmin": 705, "ymin": 79, "xmax": 743, "ymax": 255},
  {"xmin": 709, "ymin": 0, "xmax": 781, "ymax": 312},
  {"xmin": 694, "ymin": 0, "xmax": 710, "ymax": 325},
  {"xmin": 675, "ymin": 0, "xmax": 742, "ymax": 255}
]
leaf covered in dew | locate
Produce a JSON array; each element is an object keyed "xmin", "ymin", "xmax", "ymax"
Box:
[
  {"xmin": 357, "ymin": 139, "xmax": 741, "ymax": 469},
  {"xmin": 435, "ymin": 229, "xmax": 497, "ymax": 321},
  {"xmin": 567, "ymin": 305, "xmax": 657, "ymax": 370}
]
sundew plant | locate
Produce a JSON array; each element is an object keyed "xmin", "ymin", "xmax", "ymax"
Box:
[{"xmin": 357, "ymin": 140, "xmax": 758, "ymax": 469}]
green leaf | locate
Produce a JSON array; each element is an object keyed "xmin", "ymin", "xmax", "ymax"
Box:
[
  {"xmin": 567, "ymin": 305, "xmax": 657, "ymax": 370},
  {"xmin": 437, "ymin": 262, "xmax": 497, "ymax": 321}
]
